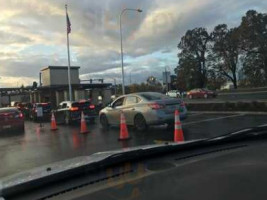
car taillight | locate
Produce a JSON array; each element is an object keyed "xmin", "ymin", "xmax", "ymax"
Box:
[
  {"xmin": 89, "ymin": 105, "xmax": 95, "ymax": 109},
  {"xmin": 19, "ymin": 113, "xmax": 24, "ymax": 118},
  {"xmin": 148, "ymin": 103, "xmax": 165, "ymax": 110},
  {"xmin": 70, "ymin": 107, "xmax": 79, "ymax": 111}
]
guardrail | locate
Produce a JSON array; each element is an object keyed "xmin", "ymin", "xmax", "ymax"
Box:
[{"xmin": 187, "ymin": 101, "xmax": 267, "ymax": 112}]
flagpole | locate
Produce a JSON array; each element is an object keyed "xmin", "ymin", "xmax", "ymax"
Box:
[{"xmin": 65, "ymin": 4, "xmax": 72, "ymax": 101}]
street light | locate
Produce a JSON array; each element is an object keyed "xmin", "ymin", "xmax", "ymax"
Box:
[{"xmin": 120, "ymin": 8, "xmax": 142, "ymax": 95}]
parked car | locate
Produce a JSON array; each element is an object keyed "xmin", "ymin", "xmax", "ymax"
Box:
[
  {"xmin": 0, "ymin": 107, "xmax": 24, "ymax": 132},
  {"xmin": 187, "ymin": 88, "xmax": 217, "ymax": 99},
  {"xmin": 29, "ymin": 103, "xmax": 52, "ymax": 121},
  {"xmin": 54, "ymin": 100, "xmax": 97, "ymax": 125},
  {"xmin": 166, "ymin": 90, "xmax": 181, "ymax": 98},
  {"xmin": 10, "ymin": 101, "xmax": 21, "ymax": 107},
  {"xmin": 99, "ymin": 92, "xmax": 187, "ymax": 131}
]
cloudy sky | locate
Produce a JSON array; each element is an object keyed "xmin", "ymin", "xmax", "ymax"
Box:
[{"xmin": 0, "ymin": 0, "xmax": 266, "ymax": 87}]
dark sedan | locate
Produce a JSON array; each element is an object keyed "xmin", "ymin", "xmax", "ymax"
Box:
[
  {"xmin": 54, "ymin": 100, "xmax": 97, "ymax": 125},
  {"xmin": 0, "ymin": 108, "xmax": 24, "ymax": 133}
]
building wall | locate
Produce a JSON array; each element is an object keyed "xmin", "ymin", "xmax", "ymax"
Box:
[
  {"xmin": 74, "ymin": 90, "xmax": 85, "ymax": 101},
  {"xmin": 56, "ymin": 91, "xmax": 64, "ymax": 106},
  {"xmin": 42, "ymin": 68, "xmax": 80, "ymax": 86},
  {"xmin": 102, "ymin": 90, "xmax": 112, "ymax": 105},
  {"xmin": 41, "ymin": 70, "xmax": 51, "ymax": 86}
]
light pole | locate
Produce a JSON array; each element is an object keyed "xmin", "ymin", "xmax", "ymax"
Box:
[
  {"xmin": 113, "ymin": 78, "xmax": 117, "ymax": 96},
  {"xmin": 120, "ymin": 8, "xmax": 142, "ymax": 95}
]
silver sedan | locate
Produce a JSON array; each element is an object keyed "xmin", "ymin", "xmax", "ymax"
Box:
[{"xmin": 99, "ymin": 92, "xmax": 187, "ymax": 131}]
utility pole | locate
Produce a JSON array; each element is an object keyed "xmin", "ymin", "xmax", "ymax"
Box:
[
  {"xmin": 120, "ymin": 8, "xmax": 142, "ymax": 95},
  {"xmin": 165, "ymin": 67, "xmax": 169, "ymax": 92},
  {"xmin": 114, "ymin": 79, "xmax": 117, "ymax": 96}
]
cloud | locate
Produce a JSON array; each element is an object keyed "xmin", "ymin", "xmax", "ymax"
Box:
[
  {"xmin": 0, "ymin": 76, "xmax": 36, "ymax": 87},
  {"xmin": 0, "ymin": 31, "xmax": 33, "ymax": 44}
]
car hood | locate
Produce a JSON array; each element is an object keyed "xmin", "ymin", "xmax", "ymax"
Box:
[{"xmin": 0, "ymin": 141, "xmax": 200, "ymax": 194}]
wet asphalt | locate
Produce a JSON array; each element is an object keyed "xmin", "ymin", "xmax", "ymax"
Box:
[{"xmin": 0, "ymin": 113, "xmax": 267, "ymax": 178}]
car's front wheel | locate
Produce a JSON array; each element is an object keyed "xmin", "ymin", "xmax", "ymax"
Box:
[
  {"xmin": 134, "ymin": 114, "xmax": 147, "ymax": 132},
  {"xmin": 100, "ymin": 114, "xmax": 109, "ymax": 130}
]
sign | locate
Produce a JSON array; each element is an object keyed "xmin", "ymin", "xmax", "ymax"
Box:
[
  {"xmin": 162, "ymin": 71, "xmax": 171, "ymax": 84},
  {"xmin": 36, "ymin": 107, "xmax": 43, "ymax": 117}
]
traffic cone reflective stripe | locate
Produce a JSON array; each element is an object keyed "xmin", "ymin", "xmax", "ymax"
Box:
[
  {"xmin": 51, "ymin": 112, "xmax": 58, "ymax": 131},
  {"xmin": 174, "ymin": 110, "xmax": 184, "ymax": 142},
  {"xmin": 80, "ymin": 112, "xmax": 89, "ymax": 134},
  {"xmin": 118, "ymin": 111, "xmax": 131, "ymax": 141},
  {"xmin": 175, "ymin": 122, "xmax": 182, "ymax": 130}
]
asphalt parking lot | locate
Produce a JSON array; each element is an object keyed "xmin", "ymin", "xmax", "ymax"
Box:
[{"xmin": 0, "ymin": 113, "xmax": 267, "ymax": 178}]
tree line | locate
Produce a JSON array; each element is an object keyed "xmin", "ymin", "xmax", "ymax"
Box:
[{"xmin": 175, "ymin": 10, "xmax": 267, "ymax": 90}]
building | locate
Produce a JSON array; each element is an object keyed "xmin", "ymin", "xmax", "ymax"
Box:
[
  {"xmin": 41, "ymin": 66, "xmax": 80, "ymax": 86},
  {"xmin": 30, "ymin": 66, "xmax": 112, "ymax": 108}
]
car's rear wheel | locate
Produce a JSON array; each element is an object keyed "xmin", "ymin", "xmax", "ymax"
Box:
[
  {"xmin": 100, "ymin": 114, "xmax": 109, "ymax": 130},
  {"xmin": 134, "ymin": 114, "xmax": 147, "ymax": 132}
]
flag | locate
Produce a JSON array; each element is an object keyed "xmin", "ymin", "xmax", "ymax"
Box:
[{"xmin": 66, "ymin": 13, "xmax": 71, "ymax": 34}]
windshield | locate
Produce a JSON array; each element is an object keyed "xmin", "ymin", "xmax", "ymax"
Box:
[
  {"xmin": 0, "ymin": 0, "xmax": 267, "ymax": 188},
  {"xmin": 72, "ymin": 101, "xmax": 91, "ymax": 108}
]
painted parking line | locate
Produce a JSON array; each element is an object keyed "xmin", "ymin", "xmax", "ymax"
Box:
[{"xmin": 182, "ymin": 114, "xmax": 244, "ymax": 126}]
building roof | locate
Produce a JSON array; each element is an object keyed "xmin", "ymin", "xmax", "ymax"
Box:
[
  {"xmin": 41, "ymin": 66, "xmax": 80, "ymax": 71},
  {"xmin": 35, "ymin": 83, "xmax": 112, "ymax": 91}
]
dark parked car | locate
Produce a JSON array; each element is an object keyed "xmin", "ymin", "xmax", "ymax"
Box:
[
  {"xmin": 187, "ymin": 88, "xmax": 217, "ymax": 99},
  {"xmin": 54, "ymin": 100, "xmax": 97, "ymax": 125},
  {"xmin": 0, "ymin": 107, "xmax": 24, "ymax": 132},
  {"xmin": 29, "ymin": 103, "xmax": 52, "ymax": 121}
]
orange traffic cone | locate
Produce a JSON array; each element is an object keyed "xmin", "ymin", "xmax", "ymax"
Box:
[
  {"xmin": 51, "ymin": 112, "xmax": 58, "ymax": 131},
  {"xmin": 174, "ymin": 110, "xmax": 184, "ymax": 142},
  {"xmin": 118, "ymin": 111, "xmax": 131, "ymax": 141},
  {"xmin": 80, "ymin": 112, "xmax": 89, "ymax": 134}
]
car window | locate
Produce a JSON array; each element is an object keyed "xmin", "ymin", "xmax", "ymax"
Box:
[
  {"xmin": 140, "ymin": 93, "xmax": 169, "ymax": 100},
  {"xmin": 125, "ymin": 96, "xmax": 140, "ymax": 105},
  {"xmin": 113, "ymin": 97, "xmax": 125, "ymax": 108},
  {"xmin": 61, "ymin": 103, "xmax": 67, "ymax": 109}
]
